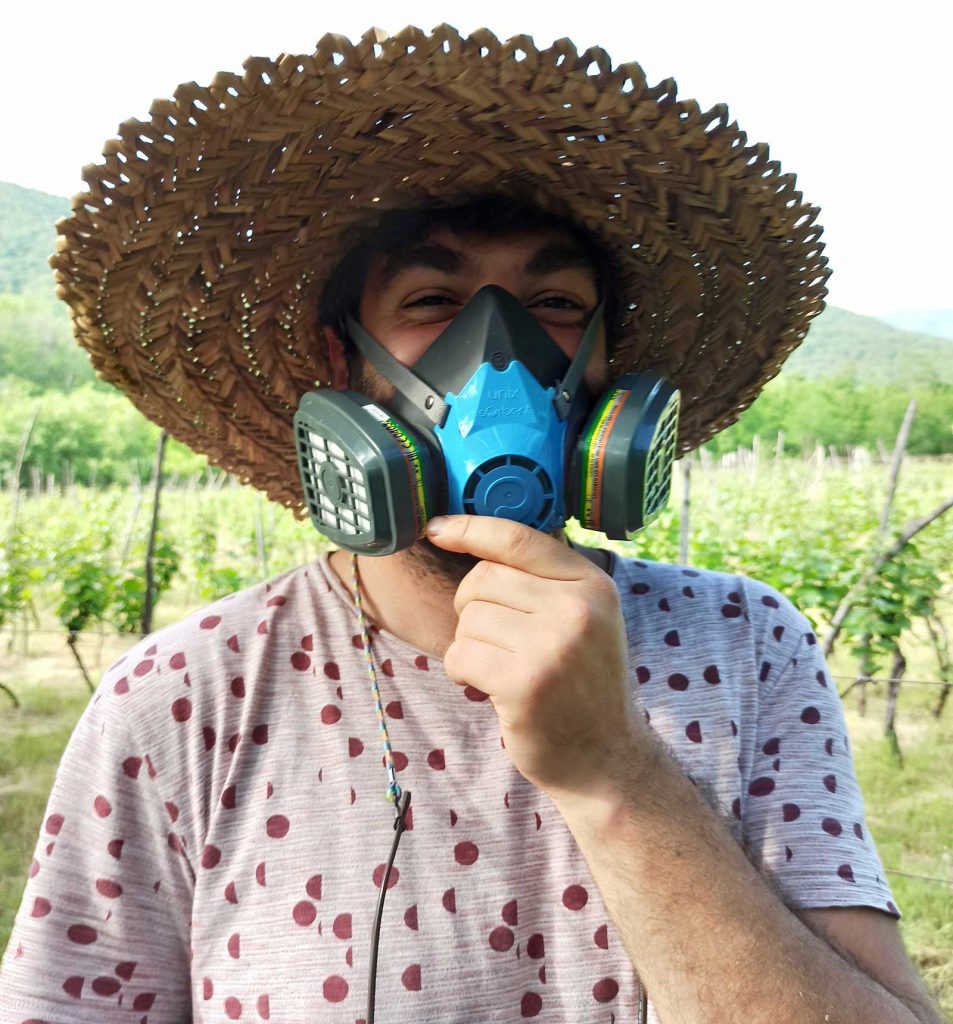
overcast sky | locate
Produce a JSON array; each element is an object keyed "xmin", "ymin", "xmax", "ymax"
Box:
[{"xmin": 2, "ymin": 0, "xmax": 949, "ymax": 317}]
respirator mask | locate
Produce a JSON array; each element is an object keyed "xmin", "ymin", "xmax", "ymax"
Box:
[{"xmin": 294, "ymin": 285, "xmax": 679, "ymax": 555}]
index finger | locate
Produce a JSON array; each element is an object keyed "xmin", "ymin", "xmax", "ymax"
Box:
[{"xmin": 424, "ymin": 515, "xmax": 592, "ymax": 581}]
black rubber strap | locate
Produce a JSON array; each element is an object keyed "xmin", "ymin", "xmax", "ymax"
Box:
[
  {"xmin": 553, "ymin": 303, "xmax": 605, "ymax": 419},
  {"xmin": 345, "ymin": 315, "xmax": 448, "ymax": 427}
]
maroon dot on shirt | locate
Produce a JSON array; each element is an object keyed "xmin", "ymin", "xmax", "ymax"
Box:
[
  {"xmin": 133, "ymin": 992, "xmax": 157, "ymax": 1011},
  {"xmin": 822, "ymin": 818, "xmax": 842, "ymax": 836},
  {"xmin": 323, "ymin": 976, "xmax": 349, "ymax": 1002},
  {"xmin": 227, "ymin": 634, "xmax": 240, "ymax": 652},
  {"xmin": 230, "ymin": 677, "xmax": 245, "ymax": 698},
  {"xmin": 30, "ymin": 897, "xmax": 51, "ymax": 917},
  {"xmin": 748, "ymin": 777, "xmax": 775, "ymax": 797},
  {"xmin": 115, "ymin": 961, "xmax": 136, "ymax": 981},
  {"xmin": 824, "ymin": 738, "xmax": 835, "ymax": 756},
  {"xmin": 721, "ymin": 605, "xmax": 742, "ymax": 618},
  {"xmin": 373, "ymin": 864, "xmax": 400, "ymax": 889},
  {"xmin": 252, "ymin": 724, "xmax": 269, "ymax": 745},
  {"xmin": 224, "ymin": 995, "xmax": 242, "ymax": 1019},
  {"xmin": 225, "ymin": 882, "xmax": 238, "ymax": 904},
  {"xmin": 805, "ymin": 632, "xmax": 817, "ymax": 646},
  {"xmin": 415, "ymin": 655, "xmax": 429, "ymax": 670},
  {"xmin": 257, "ymin": 621, "xmax": 268, "ymax": 635},
  {"xmin": 823, "ymin": 774, "xmax": 837, "ymax": 793},
  {"xmin": 853, "ymin": 823, "xmax": 864, "ymax": 840},
  {"xmin": 762, "ymin": 737, "xmax": 780, "ymax": 756},
  {"xmin": 93, "ymin": 795, "xmax": 112, "ymax": 817},
  {"xmin": 521, "ymin": 992, "xmax": 543, "ymax": 1017},
  {"xmin": 593, "ymin": 924, "xmax": 608, "ymax": 949},
  {"xmin": 772, "ymin": 625, "xmax": 785, "ymax": 642},
  {"xmin": 683, "ymin": 585, "xmax": 695, "ymax": 597},
  {"xmin": 380, "ymin": 658, "xmax": 394, "ymax": 678},
  {"xmin": 290, "ymin": 651, "xmax": 311, "ymax": 671},
  {"xmin": 122, "ymin": 756, "xmax": 142, "ymax": 778},
  {"xmin": 785, "ymin": 846, "xmax": 793, "ymax": 861},
  {"xmin": 401, "ymin": 964, "xmax": 422, "ymax": 991},
  {"xmin": 464, "ymin": 686, "xmax": 490, "ymax": 702},
  {"xmin": 405, "ymin": 904, "xmax": 419, "ymax": 930},
  {"xmin": 228, "ymin": 933, "xmax": 240, "ymax": 958},
  {"xmin": 593, "ymin": 978, "xmax": 619, "ymax": 1003},
  {"xmin": 95, "ymin": 879, "xmax": 122, "ymax": 898},
  {"xmin": 134, "ymin": 659, "xmax": 154, "ymax": 678},
  {"xmin": 306, "ymin": 874, "xmax": 322, "ymax": 899},
  {"xmin": 165, "ymin": 801, "xmax": 180, "ymax": 823},
  {"xmin": 324, "ymin": 661, "xmax": 341, "ymax": 680},
  {"xmin": 631, "ymin": 582, "xmax": 650, "ymax": 595},
  {"xmin": 266, "ymin": 815, "xmax": 289, "ymax": 839},
  {"xmin": 221, "ymin": 785, "xmax": 237, "ymax": 809},
  {"xmin": 67, "ymin": 924, "xmax": 98, "ymax": 945},
  {"xmin": 455, "ymin": 841, "xmax": 479, "ymax": 866},
  {"xmin": 300, "ymin": 634, "xmax": 313, "ymax": 651},
  {"xmin": 801, "ymin": 707, "xmax": 821, "ymax": 724},
  {"xmin": 200, "ymin": 615, "xmax": 222, "ymax": 630},
  {"xmin": 685, "ymin": 721, "xmax": 703, "ymax": 743},
  {"xmin": 257, "ymin": 994, "xmax": 270, "ymax": 1018},
  {"xmin": 171, "ymin": 697, "xmax": 192, "ymax": 722},
  {"xmin": 816, "ymin": 671, "xmax": 828, "ymax": 688},
  {"xmin": 169, "ymin": 652, "xmax": 186, "ymax": 670},
  {"xmin": 663, "ymin": 630, "xmax": 681, "ymax": 646},
  {"xmin": 203, "ymin": 977, "xmax": 214, "ymax": 1000},
  {"xmin": 667, "ymin": 673, "xmax": 689, "ymax": 691},
  {"xmin": 489, "ymin": 926, "xmax": 515, "ymax": 951},
  {"xmin": 202, "ymin": 845, "xmax": 222, "ymax": 869},
  {"xmin": 114, "ymin": 675, "xmax": 130, "ymax": 695},
  {"xmin": 731, "ymin": 797, "xmax": 741, "ymax": 819},
  {"xmin": 332, "ymin": 913, "xmax": 352, "ymax": 940},
  {"xmin": 562, "ymin": 885, "xmax": 588, "ymax": 911},
  {"xmin": 320, "ymin": 705, "xmax": 341, "ymax": 725},
  {"xmin": 392, "ymin": 751, "xmax": 409, "ymax": 772},
  {"xmin": 293, "ymin": 901, "xmax": 317, "ymax": 927},
  {"xmin": 387, "ymin": 700, "xmax": 404, "ymax": 719},
  {"xmin": 203, "ymin": 727, "xmax": 217, "ymax": 751},
  {"xmin": 107, "ymin": 839, "xmax": 124, "ymax": 860},
  {"xmin": 703, "ymin": 665, "xmax": 721, "ymax": 685},
  {"xmin": 658, "ymin": 598, "xmax": 671, "ymax": 612},
  {"xmin": 837, "ymin": 864, "xmax": 855, "ymax": 883},
  {"xmin": 443, "ymin": 888, "xmax": 457, "ymax": 913},
  {"xmin": 63, "ymin": 975, "xmax": 84, "ymax": 998},
  {"xmin": 528, "ymin": 932, "xmax": 546, "ymax": 957},
  {"xmin": 635, "ymin": 665, "xmax": 651, "ymax": 685},
  {"xmin": 91, "ymin": 976, "xmax": 121, "ymax": 997},
  {"xmin": 348, "ymin": 737, "xmax": 364, "ymax": 758},
  {"xmin": 267, "ymin": 594, "xmax": 286, "ymax": 607},
  {"xmin": 502, "ymin": 899, "xmax": 518, "ymax": 926},
  {"xmin": 428, "ymin": 749, "xmax": 446, "ymax": 770}
]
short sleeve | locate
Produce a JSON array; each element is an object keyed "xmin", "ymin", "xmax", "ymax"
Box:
[
  {"xmin": 0, "ymin": 686, "xmax": 195, "ymax": 1021},
  {"xmin": 738, "ymin": 587, "xmax": 900, "ymax": 919}
]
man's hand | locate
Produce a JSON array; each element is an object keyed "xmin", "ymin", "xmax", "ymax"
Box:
[{"xmin": 425, "ymin": 514, "xmax": 643, "ymax": 798}]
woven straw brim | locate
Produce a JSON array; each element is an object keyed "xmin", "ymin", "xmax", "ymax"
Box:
[{"xmin": 51, "ymin": 25, "xmax": 830, "ymax": 511}]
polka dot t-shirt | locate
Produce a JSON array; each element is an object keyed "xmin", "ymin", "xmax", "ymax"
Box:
[{"xmin": 0, "ymin": 551, "xmax": 897, "ymax": 1023}]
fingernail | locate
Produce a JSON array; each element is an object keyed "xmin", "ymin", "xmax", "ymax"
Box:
[{"xmin": 426, "ymin": 517, "xmax": 448, "ymax": 536}]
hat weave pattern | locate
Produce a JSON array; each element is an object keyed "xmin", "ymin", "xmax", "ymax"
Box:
[{"xmin": 51, "ymin": 25, "xmax": 830, "ymax": 510}]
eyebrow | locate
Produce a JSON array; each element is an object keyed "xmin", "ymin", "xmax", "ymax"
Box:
[
  {"xmin": 524, "ymin": 242, "xmax": 596, "ymax": 278},
  {"xmin": 376, "ymin": 243, "xmax": 465, "ymax": 290}
]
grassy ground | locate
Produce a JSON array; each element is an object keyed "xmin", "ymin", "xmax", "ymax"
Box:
[{"xmin": 1, "ymin": 611, "xmax": 951, "ymax": 1017}]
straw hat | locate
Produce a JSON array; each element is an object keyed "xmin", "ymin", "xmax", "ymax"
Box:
[{"xmin": 51, "ymin": 25, "xmax": 830, "ymax": 510}]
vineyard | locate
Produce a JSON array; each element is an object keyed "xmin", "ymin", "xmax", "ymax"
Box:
[{"xmin": 1, "ymin": 449, "xmax": 952, "ymax": 1011}]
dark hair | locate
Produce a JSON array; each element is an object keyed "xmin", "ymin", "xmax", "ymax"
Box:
[{"xmin": 318, "ymin": 194, "xmax": 619, "ymax": 350}]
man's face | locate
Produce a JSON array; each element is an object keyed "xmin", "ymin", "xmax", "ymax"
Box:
[
  {"xmin": 354, "ymin": 227, "xmax": 610, "ymax": 399},
  {"xmin": 347, "ymin": 226, "xmax": 611, "ymax": 581}
]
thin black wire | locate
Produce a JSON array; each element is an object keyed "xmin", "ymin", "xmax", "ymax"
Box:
[{"xmin": 367, "ymin": 790, "xmax": 412, "ymax": 1024}]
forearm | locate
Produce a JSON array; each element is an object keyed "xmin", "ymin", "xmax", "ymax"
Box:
[{"xmin": 551, "ymin": 735, "xmax": 927, "ymax": 1024}]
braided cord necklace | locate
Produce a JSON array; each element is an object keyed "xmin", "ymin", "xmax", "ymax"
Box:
[{"xmin": 352, "ymin": 553, "xmax": 411, "ymax": 1024}]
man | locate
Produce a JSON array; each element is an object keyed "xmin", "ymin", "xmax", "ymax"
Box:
[{"xmin": 0, "ymin": 26, "xmax": 943, "ymax": 1024}]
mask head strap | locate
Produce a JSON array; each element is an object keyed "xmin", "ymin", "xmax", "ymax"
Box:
[
  {"xmin": 344, "ymin": 314, "xmax": 449, "ymax": 427},
  {"xmin": 553, "ymin": 303, "xmax": 605, "ymax": 420}
]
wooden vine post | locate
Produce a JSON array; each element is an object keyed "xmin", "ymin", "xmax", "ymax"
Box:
[{"xmin": 140, "ymin": 431, "xmax": 169, "ymax": 636}]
